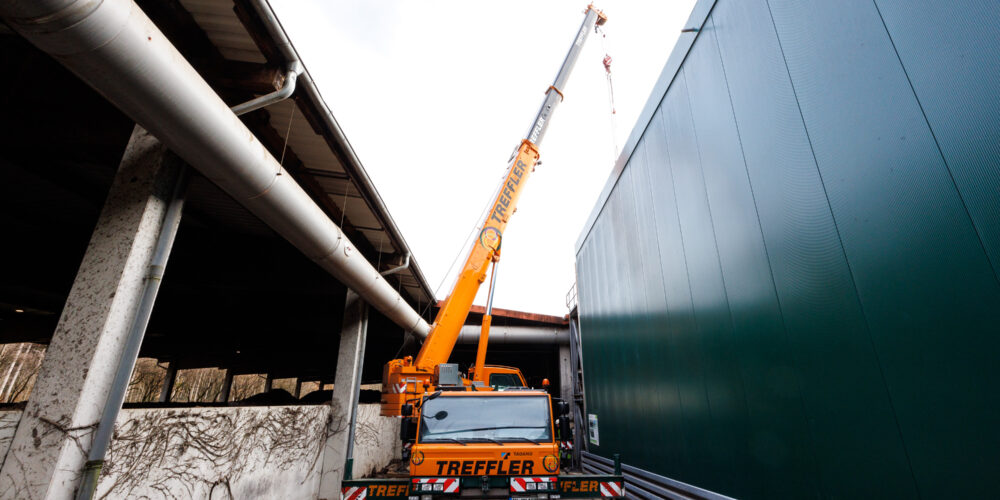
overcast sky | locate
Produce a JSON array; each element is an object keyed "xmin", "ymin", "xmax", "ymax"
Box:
[{"xmin": 270, "ymin": 0, "xmax": 698, "ymax": 315}]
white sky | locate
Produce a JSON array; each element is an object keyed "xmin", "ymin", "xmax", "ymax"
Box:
[{"xmin": 270, "ymin": 0, "xmax": 697, "ymax": 315}]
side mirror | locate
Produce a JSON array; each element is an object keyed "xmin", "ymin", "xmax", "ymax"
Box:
[
  {"xmin": 558, "ymin": 401, "xmax": 570, "ymax": 417},
  {"xmin": 560, "ymin": 415, "xmax": 573, "ymax": 442},
  {"xmin": 401, "ymin": 403, "xmax": 413, "ymax": 417}
]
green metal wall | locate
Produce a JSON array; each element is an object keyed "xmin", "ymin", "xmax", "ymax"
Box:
[{"xmin": 574, "ymin": 0, "xmax": 1000, "ymax": 498}]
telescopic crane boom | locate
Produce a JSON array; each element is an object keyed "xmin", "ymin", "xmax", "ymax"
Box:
[{"xmin": 382, "ymin": 4, "xmax": 607, "ymax": 417}]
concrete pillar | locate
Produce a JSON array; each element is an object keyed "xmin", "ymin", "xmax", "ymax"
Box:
[
  {"xmin": 318, "ymin": 290, "xmax": 368, "ymax": 500},
  {"xmin": 559, "ymin": 344, "xmax": 573, "ymax": 403},
  {"xmin": 294, "ymin": 378, "xmax": 302, "ymax": 398},
  {"xmin": 219, "ymin": 369, "xmax": 234, "ymax": 403},
  {"xmin": 263, "ymin": 373, "xmax": 273, "ymax": 393},
  {"xmin": 0, "ymin": 126, "xmax": 182, "ymax": 498},
  {"xmin": 158, "ymin": 361, "xmax": 177, "ymax": 403}
]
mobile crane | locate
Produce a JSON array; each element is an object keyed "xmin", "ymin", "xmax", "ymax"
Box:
[
  {"xmin": 345, "ymin": 5, "xmax": 624, "ymax": 500},
  {"xmin": 379, "ymin": 0, "xmax": 605, "ymax": 418}
]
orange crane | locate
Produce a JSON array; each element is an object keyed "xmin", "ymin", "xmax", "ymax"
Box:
[
  {"xmin": 342, "ymin": 6, "xmax": 627, "ymax": 500},
  {"xmin": 381, "ymin": 4, "xmax": 608, "ymax": 419}
]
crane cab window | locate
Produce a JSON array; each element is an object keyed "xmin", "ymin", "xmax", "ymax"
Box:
[
  {"xmin": 418, "ymin": 395, "xmax": 552, "ymax": 443},
  {"xmin": 489, "ymin": 373, "xmax": 522, "ymax": 388}
]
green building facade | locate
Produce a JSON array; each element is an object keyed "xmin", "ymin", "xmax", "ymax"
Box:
[{"xmin": 574, "ymin": 0, "xmax": 1000, "ymax": 497}]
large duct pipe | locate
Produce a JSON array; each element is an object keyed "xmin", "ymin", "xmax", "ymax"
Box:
[
  {"xmin": 456, "ymin": 325, "xmax": 568, "ymax": 345},
  {"xmin": 1, "ymin": 0, "xmax": 430, "ymax": 336},
  {"xmin": 246, "ymin": 0, "xmax": 435, "ymax": 305}
]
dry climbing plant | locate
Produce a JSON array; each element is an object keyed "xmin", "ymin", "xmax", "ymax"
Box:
[{"xmin": 98, "ymin": 405, "xmax": 331, "ymax": 499}]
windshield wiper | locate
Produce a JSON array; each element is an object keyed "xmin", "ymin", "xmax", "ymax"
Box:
[
  {"xmin": 423, "ymin": 390, "xmax": 443, "ymax": 403},
  {"xmin": 435, "ymin": 425, "xmax": 546, "ymax": 434},
  {"xmin": 503, "ymin": 437, "xmax": 542, "ymax": 445},
  {"xmin": 425, "ymin": 437, "xmax": 466, "ymax": 446},
  {"xmin": 464, "ymin": 437, "xmax": 505, "ymax": 445}
]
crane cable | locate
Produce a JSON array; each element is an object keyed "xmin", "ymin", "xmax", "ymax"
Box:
[
  {"xmin": 422, "ymin": 26, "xmax": 620, "ymax": 325},
  {"xmin": 596, "ymin": 24, "xmax": 619, "ymax": 159}
]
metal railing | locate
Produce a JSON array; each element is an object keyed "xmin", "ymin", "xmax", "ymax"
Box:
[
  {"xmin": 581, "ymin": 452, "xmax": 735, "ymax": 500},
  {"xmin": 565, "ymin": 281, "xmax": 578, "ymax": 311}
]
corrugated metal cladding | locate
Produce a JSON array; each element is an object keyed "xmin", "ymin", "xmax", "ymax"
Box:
[{"xmin": 574, "ymin": 0, "xmax": 1000, "ymax": 498}]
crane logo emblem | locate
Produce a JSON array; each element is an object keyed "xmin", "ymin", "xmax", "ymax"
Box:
[{"xmin": 479, "ymin": 226, "xmax": 501, "ymax": 250}]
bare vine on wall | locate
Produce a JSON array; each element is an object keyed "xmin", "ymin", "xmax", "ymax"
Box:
[{"xmin": 97, "ymin": 406, "xmax": 328, "ymax": 499}]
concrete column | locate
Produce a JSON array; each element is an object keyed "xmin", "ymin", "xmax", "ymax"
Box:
[
  {"xmin": 158, "ymin": 361, "xmax": 177, "ymax": 403},
  {"xmin": 0, "ymin": 126, "xmax": 181, "ymax": 498},
  {"xmin": 263, "ymin": 373, "xmax": 273, "ymax": 393},
  {"xmin": 318, "ymin": 290, "xmax": 368, "ymax": 500},
  {"xmin": 294, "ymin": 379, "xmax": 302, "ymax": 398},
  {"xmin": 558, "ymin": 344, "xmax": 573, "ymax": 403},
  {"xmin": 219, "ymin": 369, "xmax": 234, "ymax": 403}
]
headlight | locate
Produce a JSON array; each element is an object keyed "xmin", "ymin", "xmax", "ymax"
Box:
[
  {"xmin": 538, "ymin": 495, "xmax": 549, "ymax": 499},
  {"xmin": 526, "ymin": 483, "xmax": 537, "ymax": 490},
  {"xmin": 433, "ymin": 483, "xmax": 444, "ymax": 491},
  {"xmin": 420, "ymin": 495, "xmax": 432, "ymax": 500},
  {"xmin": 423, "ymin": 483, "xmax": 434, "ymax": 491}
]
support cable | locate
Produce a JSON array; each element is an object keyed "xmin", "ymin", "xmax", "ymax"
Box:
[{"xmin": 596, "ymin": 25, "xmax": 619, "ymax": 159}]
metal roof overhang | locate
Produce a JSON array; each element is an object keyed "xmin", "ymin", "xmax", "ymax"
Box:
[{"xmin": 174, "ymin": 0, "xmax": 435, "ymax": 309}]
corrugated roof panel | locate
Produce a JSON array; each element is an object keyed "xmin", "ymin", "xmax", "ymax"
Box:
[
  {"xmin": 336, "ymin": 199, "xmax": 382, "ymax": 230},
  {"xmin": 358, "ymin": 229, "xmax": 394, "ymax": 254},
  {"xmin": 268, "ymin": 100, "xmax": 346, "ymax": 174},
  {"xmin": 179, "ymin": 0, "xmax": 266, "ymax": 63},
  {"xmin": 313, "ymin": 176, "xmax": 355, "ymax": 198}
]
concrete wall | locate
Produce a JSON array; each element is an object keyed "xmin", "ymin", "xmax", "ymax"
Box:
[
  {"xmin": 350, "ymin": 405, "xmax": 402, "ymax": 479},
  {"xmin": 0, "ymin": 411, "xmax": 18, "ymax": 459},
  {"xmin": 0, "ymin": 404, "xmax": 398, "ymax": 499}
]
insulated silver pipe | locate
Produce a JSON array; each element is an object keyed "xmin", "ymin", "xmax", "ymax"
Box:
[
  {"xmin": 0, "ymin": 0, "xmax": 431, "ymax": 336},
  {"xmin": 76, "ymin": 163, "xmax": 189, "ymax": 500},
  {"xmin": 381, "ymin": 252, "xmax": 410, "ymax": 276},
  {"xmin": 231, "ymin": 62, "xmax": 301, "ymax": 116},
  {"xmin": 247, "ymin": 0, "xmax": 435, "ymax": 304},
  {"xmin": 456, "ymin": 325, "xmax": 569, "ymax": 345}
]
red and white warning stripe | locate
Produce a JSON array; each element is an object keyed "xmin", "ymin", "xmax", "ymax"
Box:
[
  {"xmin": 560, "ymin": 441, "xmax": 574, "ymax": 450},
  {"xmin": 599, "ymin": 480, "xmax": 624, "ymax": 497},
  {"xmin": 510, "ymin": 476, "xmax": 556, "ymax": 492},
  {"xmin": 341, "ymin": 486, "xmax": 367, "ymax": 500},
  {"xmin": 391, "ymin": 382, "xmax": 408, "ymax": 393},
  {"xmin": 411, "ymin": 477, "xmax": 459, "ymax": 493}
]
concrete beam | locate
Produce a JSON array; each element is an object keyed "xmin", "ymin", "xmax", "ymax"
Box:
[
  {"xmin": 158, "ymin": 362, "xmax": 176, "ymax": 403},
  {"xmin": 219, "ymin": 370, "xmax": 234, "ymax": 403},
  {"xmin": 559, "ymin": 344, "xmax": 573, "ymax": 403},
  {"xmin": 318, "ymin": 290, "xmax": 368, "ymax": 499},
  {"xmin": 0, "ymin": 126, "xmax": 182, "ymax": 498}
]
